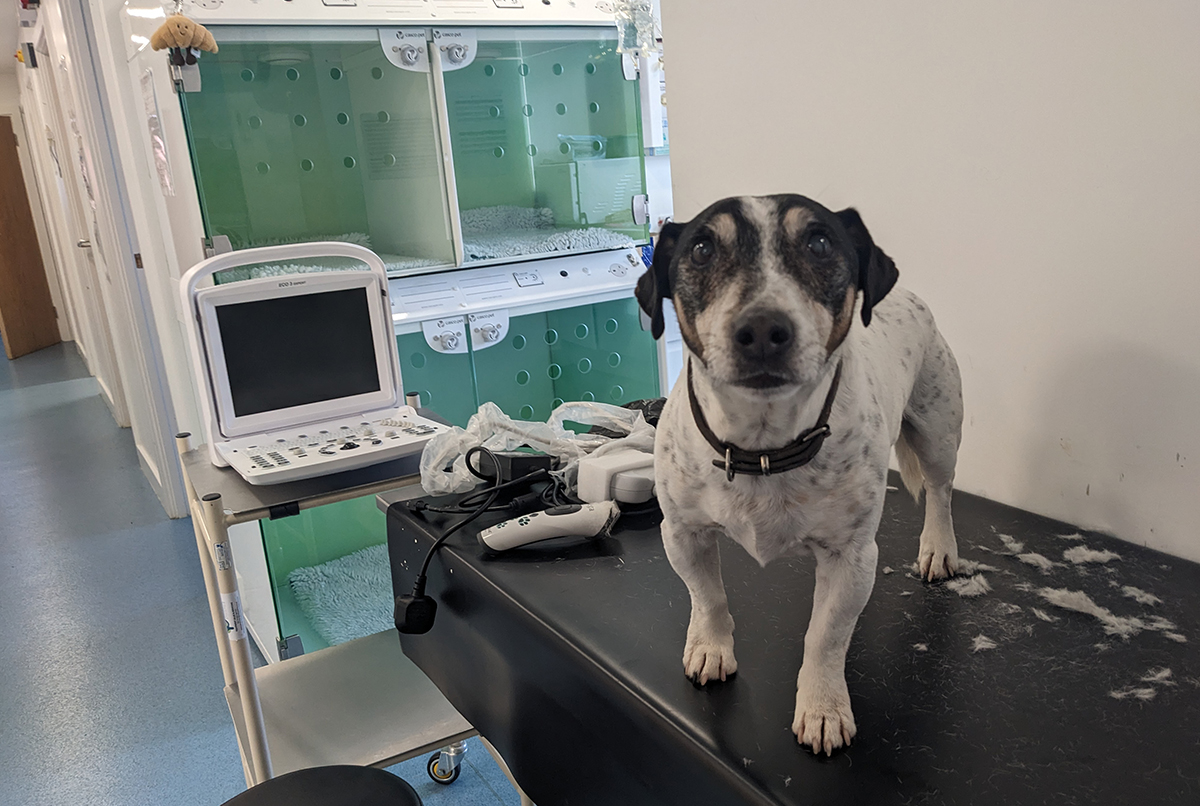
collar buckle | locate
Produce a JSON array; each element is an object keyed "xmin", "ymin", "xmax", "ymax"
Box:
[{"xmin": 725, "ymin": 447, "xmax": 735, "ymax": 482}]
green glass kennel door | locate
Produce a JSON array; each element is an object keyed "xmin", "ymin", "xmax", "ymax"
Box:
[
  {"xmin": 471, "ymin": 297, "xmax": 660, "ymax": 423},
  {"xmin": 438, "ymin": 28, "xmax": 650, "ymax": 264},
  {"xmin": 180, "ymin": 27, "xmax": 455, "ymax": 272}
]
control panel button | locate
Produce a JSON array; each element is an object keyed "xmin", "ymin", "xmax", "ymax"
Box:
[
  {"xmin": 513, "ymin": 271, "xmax": 543, "ymax": 287},
  {"xmin": 493, "ymin": 0, "xmax": 523, "ymax": 7}
]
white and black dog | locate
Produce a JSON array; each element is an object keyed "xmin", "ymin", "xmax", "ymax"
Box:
[{"xmin": 636, "ymin": 194, "xmax": 963, "ymax": 755}]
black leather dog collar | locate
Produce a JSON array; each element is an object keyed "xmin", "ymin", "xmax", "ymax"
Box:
[{"xmin": 687, "ymin": 361, "xmax": 843, "ymax": 481}]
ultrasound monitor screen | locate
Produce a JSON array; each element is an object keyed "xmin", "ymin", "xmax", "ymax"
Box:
[{"xmin": 215, "ymin": 288, "xmax": 381, "ymax": 417}]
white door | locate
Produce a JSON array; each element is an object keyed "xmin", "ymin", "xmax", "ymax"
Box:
[
  {"xmin": 30, "ymin": 31, "xmax": 130, "ymax": 425},
  {"xmin": 24, "ymin": 0, "xmax": 189, "ymax": 516}
]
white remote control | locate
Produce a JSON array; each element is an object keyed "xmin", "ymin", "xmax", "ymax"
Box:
[{"xmin": 478, "ymin": 501, "xmax": 620, "ymax": 551}]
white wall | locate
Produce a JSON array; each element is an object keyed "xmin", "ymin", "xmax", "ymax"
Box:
[{"xmin": 660, "ymin": 0, "xmax": 1200, "ymax": 561}]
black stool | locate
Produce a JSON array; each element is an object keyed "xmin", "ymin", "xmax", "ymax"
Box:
[{"xmin": 221, "ymin": 766, "xmax": 422, "ymax": 806}]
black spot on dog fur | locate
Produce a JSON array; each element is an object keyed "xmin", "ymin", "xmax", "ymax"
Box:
[
  {"xmin": 670, "ymin": 198, "xmax": 763, "ymax": 333},
  {"xmin": 774, "ymin": 196, "xmax": 857, "ymax": 317}
]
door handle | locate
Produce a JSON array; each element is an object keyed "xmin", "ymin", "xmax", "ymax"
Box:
[{"xmin": 76, "ymin": 239, "xmax": 92, "ymax": 248}]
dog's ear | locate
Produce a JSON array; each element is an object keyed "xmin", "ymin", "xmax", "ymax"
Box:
[
  {"xmin": 636, "ymin": 220, "xmax": 685, "ymax": 339},
  {"xmin": 836, "ymin": 208, "xmax": 898, "ymax": 327}
]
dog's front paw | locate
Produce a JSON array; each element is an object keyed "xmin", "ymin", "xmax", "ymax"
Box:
[
  {"xmin": 792, "ymin": 672, "xmax": 856, "ymax": 755},
  {"xmin": 682, "ymin": 623, "xmax": 737, "ymax": 685},
  {"xmin": 918, "ymin": 542, "xmax": 959, "ymax": 581}
]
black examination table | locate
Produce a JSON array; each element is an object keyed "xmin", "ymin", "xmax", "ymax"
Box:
[{"xmin": 383, "ymin": 482, "xmax": 1199, "ymax": 805}]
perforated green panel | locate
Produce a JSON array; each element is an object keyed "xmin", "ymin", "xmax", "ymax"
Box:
[
  {"xmin": 470, "ymin": 314, "xmax": 557, "ymax": 422},
  {"xmin": 183, "ymin": 31, "xmax": 454, "ymax": 264},
  {"xmin": 475, "ymin": 297, "xmax": 658, "ymax": 421},
  {"xmin": 396, "ymin": 333, "xmax": 480, "ymax": 427},
  {"xmin": 545, "ymin": 297, "xmax": 659, "ymax": 407}
]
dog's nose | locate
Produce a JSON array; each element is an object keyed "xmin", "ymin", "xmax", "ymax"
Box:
[{"xmin": 732, "ymin": 309, "xmax": 794, "ymax": 360}]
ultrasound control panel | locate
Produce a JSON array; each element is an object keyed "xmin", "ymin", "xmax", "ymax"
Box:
[{"xmin": 214, "ymin": 406, "xmax": 446, "ymax": 484}]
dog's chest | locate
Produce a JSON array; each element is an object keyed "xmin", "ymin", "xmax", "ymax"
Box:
[
  {"xmin": 728, "ymin": 461, "xmax": 878, "ymax": 562},
  {"xmin": 669, "ymin": 446, "xmax": 881, "ymax": 565}
]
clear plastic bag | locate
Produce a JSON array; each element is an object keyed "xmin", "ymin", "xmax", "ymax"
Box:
[{"xmin": 419, "ymin": 400, "xmax": 656, "ymax": 494}]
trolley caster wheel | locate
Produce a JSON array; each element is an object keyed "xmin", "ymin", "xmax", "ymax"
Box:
[{"xmin": 427, "ymin": 752, "xmax": 461, "ymax": 785}]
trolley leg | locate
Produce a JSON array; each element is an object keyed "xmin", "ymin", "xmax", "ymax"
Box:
[
  {"xmin": 199, "ymin": 491, "xmax": 274, "ymax": 785},
  {"xmin": 177, "ymin": 434, "xmax": 237, "ymax": 688}
]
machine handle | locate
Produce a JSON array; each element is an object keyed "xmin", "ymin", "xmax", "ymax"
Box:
[{"xmin": 179, "ymin": 241, "xmax": 389, "ymax": 317}]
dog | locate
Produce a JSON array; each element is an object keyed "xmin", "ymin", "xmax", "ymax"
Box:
[{"xmin": 636, "ymin": 194, "xmax": 963, "ymax": 755}]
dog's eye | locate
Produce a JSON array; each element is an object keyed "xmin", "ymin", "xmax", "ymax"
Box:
[
  {"xmin": 806, "ymin": 232, "xmax": 833, "ymax": 258},
  {"xmin": 691, "ymin": 238, "xmax": 716, "ymax": 266}
]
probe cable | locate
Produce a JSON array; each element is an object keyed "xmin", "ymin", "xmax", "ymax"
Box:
[{"xmin": 398, "ymin": 446, "xmax": 534, "ymax": 633}]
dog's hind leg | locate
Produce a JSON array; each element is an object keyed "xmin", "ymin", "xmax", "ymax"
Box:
[
  {"xmin": 662, "ymin": 521, "xmax": 737, "ymax": 685},
  {"xmin": 899, "ymin": 330, "xmax": 964, "ymax": 581},
  {"xmin": 793, "ymin": 537, "xmax": 878, "ymax": 755}
]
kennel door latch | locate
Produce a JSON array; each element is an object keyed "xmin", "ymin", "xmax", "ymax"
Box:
[
  {"xmin": 468, "ymin": 310, "xmax": 509, "ymax": 352},
  {"xmin": 380, "ymin": 29, "xmax": 431, "ymax": 73},
  {"xmin": 422, "ymin": 316, "xmax": 469, "ymax": 354}
]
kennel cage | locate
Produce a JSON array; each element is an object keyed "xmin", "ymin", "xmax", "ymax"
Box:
[{"xmin": 121, "ymin": 0, "xmax": 673, "ymax": 660}]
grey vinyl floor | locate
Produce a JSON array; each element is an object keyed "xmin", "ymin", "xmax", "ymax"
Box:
[{"xmin": 0, "ymin": 339, "xmax": 521, "ymax": 806}]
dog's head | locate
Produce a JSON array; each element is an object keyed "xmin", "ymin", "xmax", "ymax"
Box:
[{"xmin": 637, "ymin": 195, "xmax": 897, "ymax": 395}]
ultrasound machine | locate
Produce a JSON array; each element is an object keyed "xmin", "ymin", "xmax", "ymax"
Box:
[{"xmin": 181, "ymin": 242, "xmax": 448, "ymax": 484}]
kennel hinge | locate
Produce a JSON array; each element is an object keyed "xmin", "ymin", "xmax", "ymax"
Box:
[
  {"xmin": 171, "ymin": 60, "xmax": 201, "ymax": 93},
  {"xmin": 277, "ymin": 635, "xmax": 304, "ymax": 660},
  {"xmin": 202, "ymin": 235, "xmax": 232, "ymax": 259}
]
